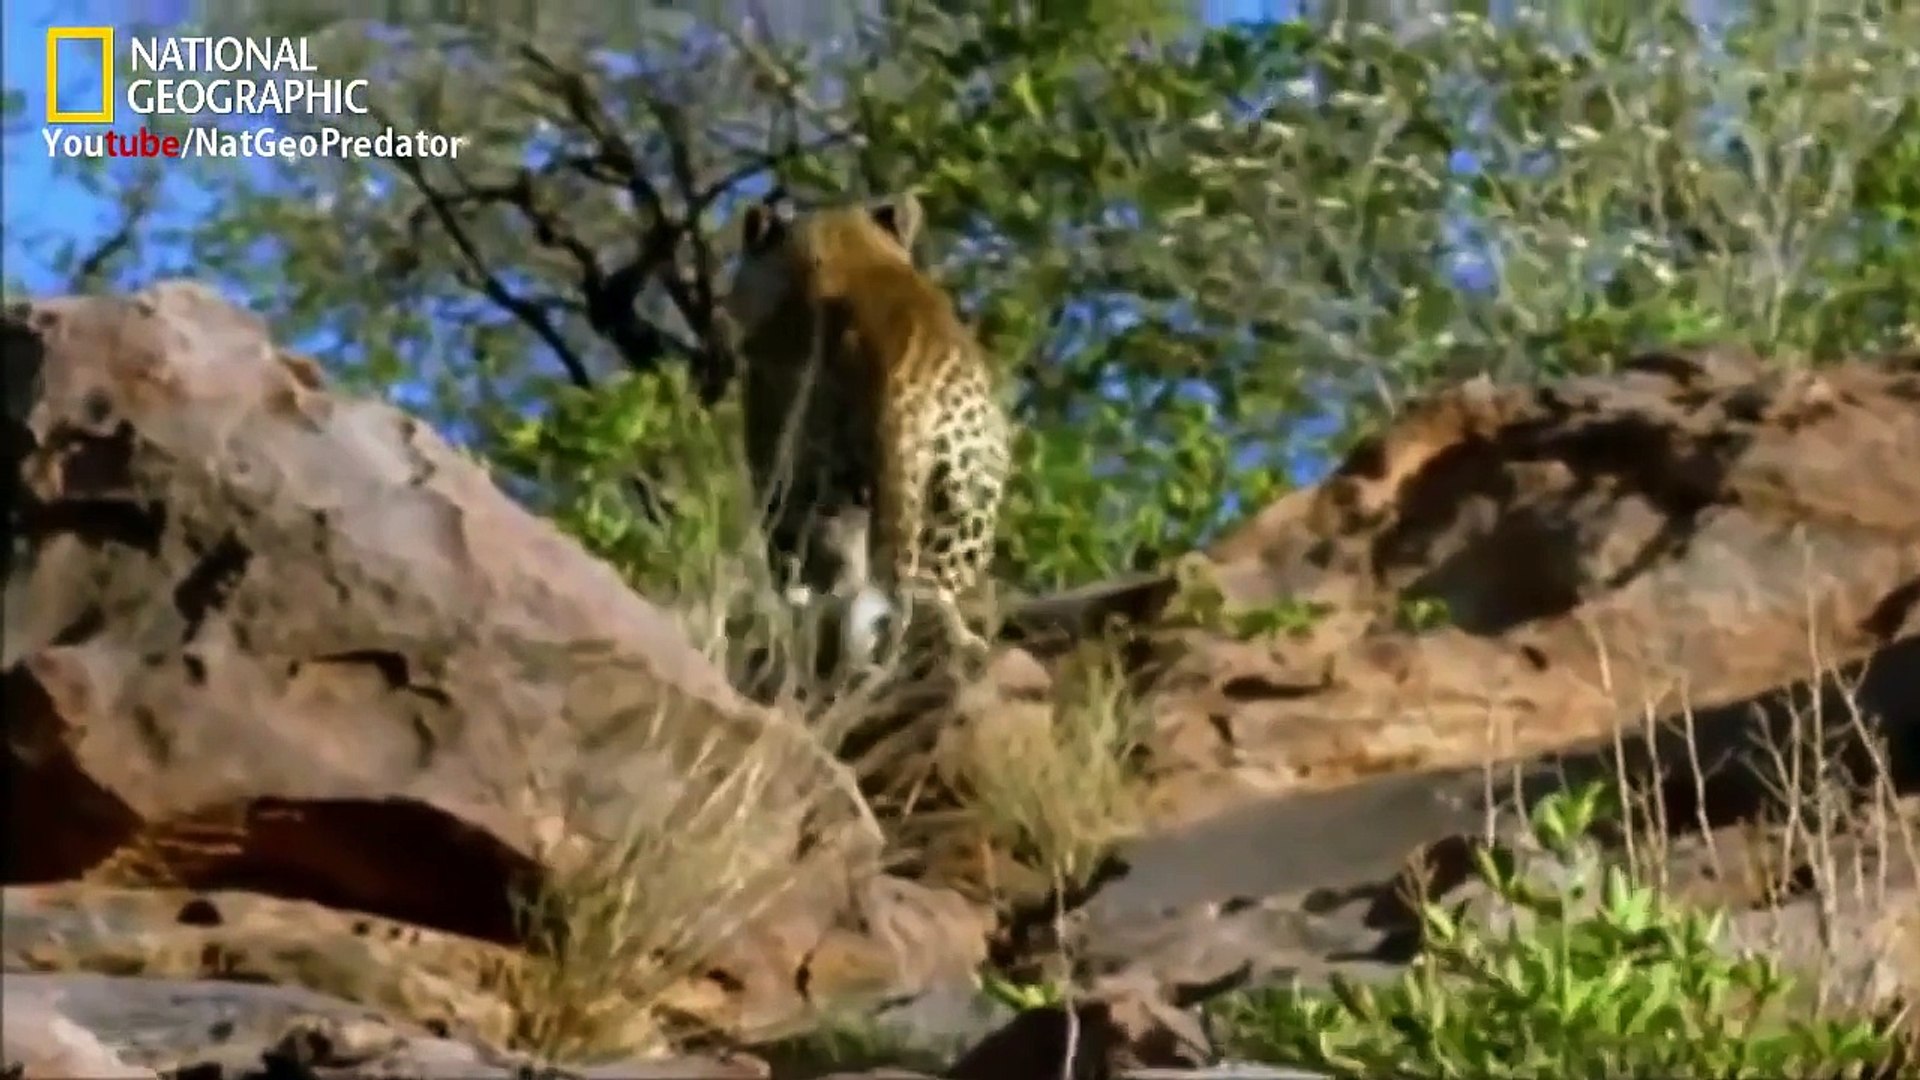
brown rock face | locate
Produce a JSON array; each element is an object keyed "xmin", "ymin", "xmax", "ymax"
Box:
[
  {"xmin": 1037, "ymin": 349, "xmax": 1920, "ymax": 1009},
  {"xmin": 1142, "ymin": 350, "xmax": 1920, "ymax": 819},
  {"xmin": 946, "ymin": 976, "xmax": 1209, "ymax": 1080},
  {"xmin": 1, "ymin": 282, "xmax": 871, "ymax": 944},
  {"xmin": 0, "ymin": 969, "xmax": 773, "ymax": 1080}
]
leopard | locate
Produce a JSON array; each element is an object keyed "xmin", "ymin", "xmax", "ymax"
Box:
[{"xmin": 723, "ymin": 192, "xmax": 1012, "ymax": 664}]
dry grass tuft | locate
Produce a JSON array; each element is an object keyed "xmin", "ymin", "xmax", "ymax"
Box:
[
  {"xmin": 475, "ymin": 371, "xmax": 1033, "ymax": 1064},
  {"xmin": 952, "ymin": 638, "xmax": 1151, "ymax": 896},
  {"xmin": 1496, "ymin": 556, "xmax": 1920, "ymax": 1041},
  {"xmin": 488, "ymin": 622, "xmax": 885, "ymax": 1064}
]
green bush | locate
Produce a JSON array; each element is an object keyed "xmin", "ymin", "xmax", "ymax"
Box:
[
  {"xmin": 1214, "ymin": 782, "xmax": 1900, "ymax": 1078},
  {"xmin": 486, "ymin": 367, "xmax": 756, "ymax": 604}
]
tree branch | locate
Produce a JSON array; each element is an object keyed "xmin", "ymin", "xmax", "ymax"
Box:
[
  {"xmin": 388, "ymin": 153, "xmax": 597, "ymax": 390},
  {"xmin": 388, "ymin": 36, "xmax": 852, "ymax": 404},
  {"xmin": 67, "ymin": 168, "xmax": 162, "ymax": 294}
]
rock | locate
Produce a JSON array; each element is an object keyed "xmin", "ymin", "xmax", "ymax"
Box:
[
  {"xmin": 1065, "ymin": 669, "xmax": 1920, "ymax": 1005},
  {"xmin": 2, "ymin": 884, "xmax": 524, "ymax": 1045},
  {"xmin": 2, "ymin": 976, "xmax": 156, "ymax": 1079},
  {"xmin": 797, "ymin": 1071, "xmax": 1330, "ymax": 1080},
  {"xmin": 1728, "ymin": 887, "xmax": 1920, "ymax": 1009},
  {"xmin": 4, "ymin": 281, "xmax": 875, "ymax": 937},
  {"xmin": 947, "ymin": 978, "xmax": 1209, "ymax": 1080},
  {"xmin": 1001, "ymin": 572, "xmax": 1182, "ymax": 655},
  {"xmin": 1121, "ymin": 1060, "xmax": 1336, "ymax": 1068},
  {"xmin": 687, "ymin": 871, "xmax": 993, "ymax": 1040},
  {"xmin": 1, "ymin": 282, "xmax": 996, "ymax": 1040},
  {"xmin": 1063, "ymin": 770, "xmax": 1480, "ymax": 999},
  {"xmin": 2, "ymin": 970, "xmax": 390, "ymax": 1074},
  {"xmin": 864, "ymin": 977, "xmax": 1015, "ymax": 1060},
  {"xmin": 11, "ymin": 282, "xmax": 1920, "ymax": 1071},
  {"xmin": 983, "ymin": 348, "xmax": 1920, "ymax": 1009},
  {"xmin": 0, "ymin": 970, "xmax": 768, "ymax": 1080},
  {"xmin": 1158, "ymin": 348, "xmax": 1920, "ymax": 817}
]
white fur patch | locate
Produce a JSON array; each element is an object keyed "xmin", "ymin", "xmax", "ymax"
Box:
[{"xmin": 843, "ymin": 585, "xmax": 895, "ymax": 666}]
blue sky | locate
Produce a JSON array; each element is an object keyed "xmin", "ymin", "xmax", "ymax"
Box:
[
  {"xmin": 4, "ymin": 0, "xmax": 198, "ymax": 291},
  {"xmin": 3, "ymin": 0, "xmax": 1298, "ymax": 293}
]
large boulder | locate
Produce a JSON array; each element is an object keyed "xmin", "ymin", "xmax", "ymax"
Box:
[
  {"xmin": 0, "ymin": 970, "xmax": 772, "ymax": 1080},
  {"xmin": 3, "ymin": 281, "xmax": 861, "ymax": 930},
  {"xmin": 1145, "ymin": 349, "xmax": 1920, "ymax": 819},
  {"xmin": 942, "ymin": 348, "xmax": 1920, "ymax": 1011},
  {"xmin": 1034, "ymin": 348, "xmax": 1920, "ymax": 1004},
  {"xmin": 2, "ymin": 282, "xmax": 987, "ymax": 1042}
]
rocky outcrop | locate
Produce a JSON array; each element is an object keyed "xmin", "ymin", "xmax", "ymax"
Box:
[
  {"xmin": 0, "ymin": 970, "xmax": 773, "ymax": 1080},
  {"xmin": 991, "ymin": 350, "xmax": 1920, "ymax": 839},
  {"xmin": 1146, "ymin": 350, "xmax": 1920, "ymax": 819},
  {"xmin": 4, "ymin": 282, "xmax": 854, "ymax": 924},
  {"xmin": 0, "ymin": 282, "xmax": 978, "ymax": 1046},
  {"xmin": 0, "ymin": 967, "xmax": 1252, "ymax": 1080},
  {"xmin": 7, "ymin": 283, "xmax": 1919, "ymax": 1076},
  {"xmin": 992, "ymin": 348, "xmax": 1920, "ymax": 1008}
]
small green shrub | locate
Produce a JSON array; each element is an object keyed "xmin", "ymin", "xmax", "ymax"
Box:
[
  {"xmin": 753, "ymin": 1011, "xmax": 955, "ymax": 1078},
  {"xmin": 487, "ymin": 367, "xmax": 756, "ymax": 604},
  {"xmin": 1214, "ymin": 782, "xmax": 1900, "ymax": 1078},
  {"xmin": 977, "ymin": 969, "xmax": 1070, "ymax": 1012}
]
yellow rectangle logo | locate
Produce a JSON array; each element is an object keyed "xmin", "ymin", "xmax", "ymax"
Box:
[{"xmin": 46, "ymin": 27, "xmax": 115, "ymax": 125}]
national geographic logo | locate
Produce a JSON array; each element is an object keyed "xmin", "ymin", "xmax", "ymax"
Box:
[
  {"xmin": 44, "ymin": 29, "xmax": 370, "ymax": 120},
  {"xmin": 38, "ymin": 25, "xmax": 466, "ymax": 163},
  {"xmin": 45, "ymin": 26, "xmax": 115, "ymax": 124}
]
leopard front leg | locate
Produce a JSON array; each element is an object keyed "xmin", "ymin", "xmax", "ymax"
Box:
[
  {"xmin": 875, "ymin": 405, "xmax": 989, "ymax": 665},
  {"xmin": 929, "ymin": 586, "xmax": 992, "ymax": 666},
  {"xmin": 926, "ymin": 404, "xmax": 1012, "ymax": 667}
]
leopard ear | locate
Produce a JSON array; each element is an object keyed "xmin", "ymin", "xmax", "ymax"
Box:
[
  {"xmin": 740, "ymin": 203, "xmax": 786, "ymax": 252},
  {"xmin": 868, "ymin": 192, "xmax": 924, "ymax": 251}
]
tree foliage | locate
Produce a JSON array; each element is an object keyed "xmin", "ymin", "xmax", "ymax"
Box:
[{"xmin": 18, "ymin": 1, "xmax": 1920, "ymax": 594}]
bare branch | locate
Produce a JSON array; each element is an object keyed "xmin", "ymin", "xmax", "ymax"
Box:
[
  {"xmin": 515, "ymin": 42, "xmax": 672, "ymax": 227},
  {"xmin": 379, "ymin": 34, "xmax": 853, "ymax": 405},
  {"xmin": 389, "ymin": 150, "xmax": 681, "ymax": 523},
  {"xmin": 387, "ymin": 153, "xmax": 597, "ymax": 390},
  {"xmin": 645, "ymin": 99, "xmax": 725, "ymax": 361}
]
